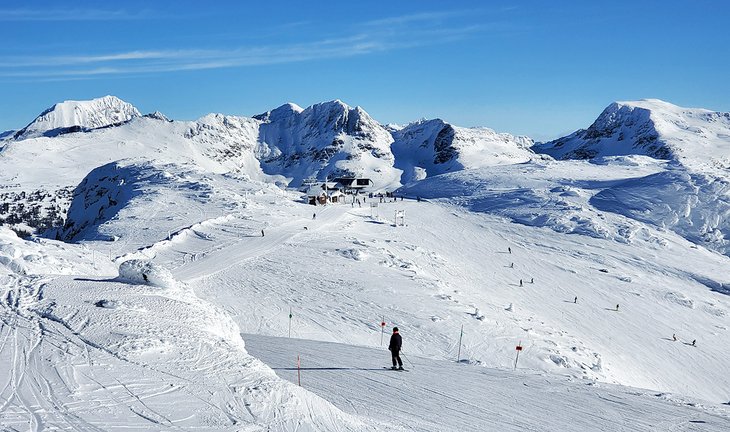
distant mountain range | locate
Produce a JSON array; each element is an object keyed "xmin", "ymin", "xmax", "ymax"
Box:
[{"xmin": 2, "ymin": 95, "xmax": 729, "ymax": 252}]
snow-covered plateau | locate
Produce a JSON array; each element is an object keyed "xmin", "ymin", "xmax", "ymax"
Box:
[{"xmin": 1, "ymin": 96, "xmax": 729, "ymax": 430}]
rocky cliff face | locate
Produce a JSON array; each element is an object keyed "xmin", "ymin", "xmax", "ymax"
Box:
[
  {"xmin": 254, "ymin": 100, "xmax": 401, "ymax": 188},
  {"xmin": 391, "ymin": 119, "xmax": 535, "ymax": 184}
]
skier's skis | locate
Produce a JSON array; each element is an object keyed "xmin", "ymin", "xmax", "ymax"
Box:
[{"xmin": 383, "ymin": 367, "xmax": 409, "ymax": 372}]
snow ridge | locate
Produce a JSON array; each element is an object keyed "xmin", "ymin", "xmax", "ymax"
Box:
[{"xmin": 13, "ymin": 95, "xmax": 141, "ymax": 140}]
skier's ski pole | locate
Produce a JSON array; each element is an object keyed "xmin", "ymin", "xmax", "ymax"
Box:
[{"xmin": 401, "ymin": 352, "xmax": 415, "ymax": 369}]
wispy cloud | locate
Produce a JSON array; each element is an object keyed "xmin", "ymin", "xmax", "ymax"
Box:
[
  {"xmin": 364, "ymin": 10, "xmax": 476, "ymax": 27},
  {"xmin": 0, "ymin": 9, "xmax": 493, "ymax": 80},
  {"xmin": 0, "ymin": 8, "xmax": 152, "ymax": 21}
]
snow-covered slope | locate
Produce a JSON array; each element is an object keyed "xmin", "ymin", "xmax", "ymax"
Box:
[
  {"xmin": 591, "ymin": 168, "xmax": 730, "ymax": 256},
  {"xmin": 2, "ymin": 136, "xmax": 730, "ymax": 429},
  {"xmin": 531, "ymin": 99, "xmax": 730, "ymax": 257},
  {"xmin": 255, "ymin": 100, "xmax": 401, "ymax": 189},
  {"xmin": 392, "ymin": 119, "xmax": 536, "ymax": 184},
  {"xmin": 535, "ymin": 99, "xmax": 730, "ymax": 169},
  {"xmin": 13, "ymin": 95, "xmax": 141, "ymax": 140},
  {"xmin": 246, "ymin": 334, "xmax": 730, "ymax": 431}
]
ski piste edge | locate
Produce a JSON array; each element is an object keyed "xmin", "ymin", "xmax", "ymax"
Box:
[{"xmin": 384, "ymin": 367, "xmax": 409, "ymax": 372}]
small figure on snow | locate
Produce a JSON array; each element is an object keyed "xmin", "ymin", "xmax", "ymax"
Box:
[
  {"xmin": 519, "ymin": 279, "xmax": 523, "ymax": 287},
  {"xmin": 615, "ymin": 304, "xmax": 619, "ymax": 312},
  {"xmin": 530, "ymin": 278, "xmax": 534, "ymax": 284},
  {"xmin": 574, "ymin": 296, "xmax": 578, "ymax": 304},
  {"xmin": 389, "ymin": 327, "xmax": 404, "ymax": 370},
  {"xmin": 672, "ymin": 333, "xmax": 677, "ymax": 342},
  {"xmin": 510, "ymin": 263, "xmax": 514, "ymax": 269},
  {"xmin": 142, "ymin": 273, "xmax": 148, "ymax": 282},
  {"xmin": 313, "ymin": 213, "xmax": 316, "ymax": 220},
  {"xmin": 508, "ymin": 247, "xmax": 512, "ymax": 254},
  {"xmin": 692, "ymin": 339, "xmax": 696, "ymax": 347},
  {"xmin": 261, "ymin": 229, "xmax": 265, "ymax": 237}
]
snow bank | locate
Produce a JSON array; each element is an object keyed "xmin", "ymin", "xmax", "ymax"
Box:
[{"xmin": 117, "ymin": 259, "xmax": 177, "ymax": 288}]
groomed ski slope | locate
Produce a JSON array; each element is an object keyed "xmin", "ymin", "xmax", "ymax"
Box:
[{"xmin": 244, "ymin": 333, "xmax": 730, "ymax": 431}]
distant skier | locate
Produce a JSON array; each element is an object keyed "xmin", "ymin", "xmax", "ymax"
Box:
[
  {"xmin": 615, "ymin": 304, "xmax": 619, "ymax": 311},
  {"xmin": 574, "ymin": 296, "xmax": 578, "ymax": 304},
  {"xmin": 508, "ymin": 247, "xmax": 512, "ymax": 254},
  {"xmin": 261, "ymin": 229, "xmax": 265, "ymax": 237},
  {"xmin": 388, "ymin": 327, "xmax": 404, "ymax": 370},
  {"xmin": 510, "ymin": 263, "xmax": 514, "ymax": 269},
  {"xmin": 692, "ymin": 339, "xmax": 696, "ymax": 347},
  {"xmin": 313, "ymin": 213, "xmax": 316, "ymax": 220},
  {"xmin": 530, "ymin": 278, "xmax": 534, "ymax": 284},
  {"xmin": 519, "ymin": 279, "xmax": 523, "ymax": 287},
  {"xmin": 142, "ymin": 273, "xmax": 148, "ymax": 282},
  {"xmin": 672, "ymin": 333, "xmax": 677, "ymax": 341}
]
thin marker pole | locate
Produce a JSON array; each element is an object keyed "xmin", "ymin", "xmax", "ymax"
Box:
[
  {"xmin": 297, "ymin": 354, "xmax": 301, "ymax": 386},
  {"xmin": 457, "ymin": 324, "xmax": 464, "ymax": 363}
]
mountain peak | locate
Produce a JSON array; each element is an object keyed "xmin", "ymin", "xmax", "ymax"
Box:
[
  {"xmin": 14, "ymin": 95, "xmax": 141, "ymax": 140},
  {"xmin": 536, "ymin": 99, "xmax": 730, "ymax": 164}
]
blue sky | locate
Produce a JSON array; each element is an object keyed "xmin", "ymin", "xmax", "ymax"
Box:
[{"xmin": 1, "ymin": 0, "xmax": 728, "ymax": 140}]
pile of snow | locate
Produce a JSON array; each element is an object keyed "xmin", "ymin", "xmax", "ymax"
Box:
[
  {"xmin": 13, "ymin": 95, "xmax": 141, "ymax": 140},
  {"xmin": 117, "ymin": 259, "xmax": 178, "ymax": 288}
]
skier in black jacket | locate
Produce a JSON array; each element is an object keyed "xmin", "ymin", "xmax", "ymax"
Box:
[{"xmin": 388, "ymin": 327, "xmax": 403, "ymax": 370}]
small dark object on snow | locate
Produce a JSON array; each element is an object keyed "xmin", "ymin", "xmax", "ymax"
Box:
[
  {"xmin": 672, "ymin": 334, "xmax": 677, "ymax": 341},
  {"xmin": 508, "ymin": 247, "xmax": 512, "ymax": 254},
  {"xmin": 599, "ymin": 268, "xmax": 609, "ymax": 273},
  {"xmin": 615, "ymin": 304, "xmax": 619, "ymax": 311},
  {"xmin": 530, "ymin": 278, "xmax": 534, "ymax": 284},
  {"xmin": 261, "ymin": 229, "xmax": 265, "ymax": 237},
  {"xmin": 142, "ymin": 273, "xmax": 148, "ymax": 282},
  {"xmin": 692, "ymin": 339, "xmax": 696, "ymax": 346},
  {"xmin": 574, "ymin": 296, "xmax": 578, "ymax": 304},
  {"xmin": 519, "ymin": 279, "xmax": 523, "ymax": 287}
]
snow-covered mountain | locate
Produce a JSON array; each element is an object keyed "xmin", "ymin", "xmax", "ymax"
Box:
[
  {"xmin": 391, "ymin": 119, "xmax": 536, "ymax": 184},
  {"xmin": 530, "ymin": 99, "xmax": 730, "ymax": 256},
  {"xmin": 12, "ymin": 95, "xmax": 141, "ymax": 140},
  {"xmin": 2, "ymin": 95, "xmax": 730, "ymax": 430},
  {"xmin": 535, "ymin": 99, "xmax": 730, "ymax": 169},
  {"xmin": 254, "ymin": 100, "xmax": 401, "ymax": 189}
]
